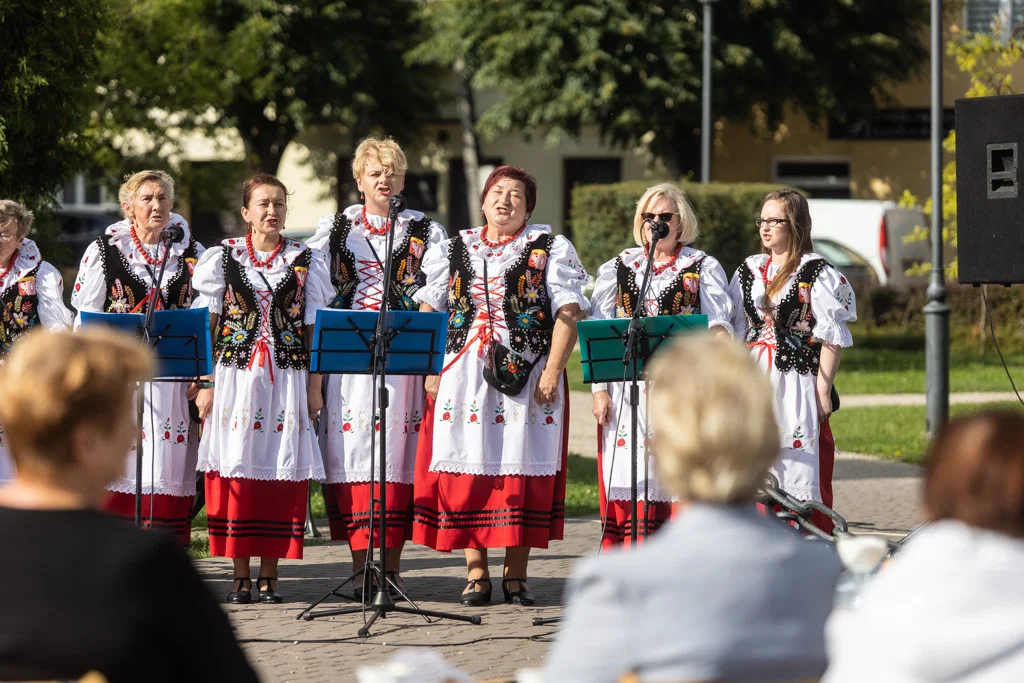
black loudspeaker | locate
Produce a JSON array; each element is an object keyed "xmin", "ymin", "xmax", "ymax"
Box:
[{"xmin": 956, "ymin": 94, "xmax": 1024, "ymax": 284}]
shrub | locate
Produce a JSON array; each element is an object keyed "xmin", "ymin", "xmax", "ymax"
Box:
[{"xmin": 569, "ymin": 180, "xmax": 783, "ymax": 276}]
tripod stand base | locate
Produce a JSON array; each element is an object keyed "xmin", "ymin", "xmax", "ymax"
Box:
[{"xmin": 532, "ymin": 615, "xmax": 562, "ymax": 626}]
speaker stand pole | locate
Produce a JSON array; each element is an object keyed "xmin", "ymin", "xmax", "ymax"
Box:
[{"xmin": 924, "ymin": 0, "xmax": 949, "ymax": 436}]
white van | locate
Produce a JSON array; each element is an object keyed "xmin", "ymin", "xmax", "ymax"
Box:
[{"xmin": 807, "ymin": 199, "xmax": 929, "ymax": 290}]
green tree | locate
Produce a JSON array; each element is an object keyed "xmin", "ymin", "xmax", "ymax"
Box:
[
  {"xmin": 430, "ymin": 0, "xmax": 929, "ymax": 176},
  {"xmin": 93, "ymin": 0, "xmax": 442, "ymax": 176}
]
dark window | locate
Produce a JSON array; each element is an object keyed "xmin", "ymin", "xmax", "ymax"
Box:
[
  {"xmin": 448, "ymin": 157, "xmax": 503, "ymax": 233},
  {"xmin": 774, "ymin": 158, "xmax": 851, "ymax": 199},
  {"xmin": 965, "ymin": 0, "xmax": 1024, "ymax": 36},
  {"xmin": 61, "ymin": 181, "xmax": 77, "ymax": 205},
  {"xmin": 563, "ymin": 158, "xmax": 622, "ymax": 239},
  {"xmin": 84, "ymin": 179, "xmax": 103, "ymax": 205},
  {"xmin": 403, "ymin": 172, "xmax": 439, "ymax": 213}
]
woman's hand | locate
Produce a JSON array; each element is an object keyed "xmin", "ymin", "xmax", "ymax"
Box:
[
  {"xmin": 307, "ymin": 375, "xmax": 324, "ymax": 421},
  {"xmin": 592, "ymin": 390, "xmax": 612, "ymax": 427},
  {"xmin": 186, "ymin": 381, "xmax": 201, "ymax": 401},
  {"xmin": 424, "ymin": 374, "xmax": 440, "ymax": 399},
  {"xmin": 195, "ymin": 388, "xmax": 215, "ymax": 420},
  {"xmin": 816, "ymin": 382, "xmax": 833, "ymax": 422},
  {"xmin": 535, "ymin": 367, "xmax": 561, "ymax": 405}
]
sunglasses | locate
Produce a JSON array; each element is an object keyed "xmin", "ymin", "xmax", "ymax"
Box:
[
  {"xmin": 641, "ymin": 212, "xmax": 678, "ymax": 223},
  {"xmin": 754, "ymin": 217, "xmax": 789, "ymax": 228}
]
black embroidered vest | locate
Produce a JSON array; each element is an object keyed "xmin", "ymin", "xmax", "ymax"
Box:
[
  {"xmin": 98, "ymin": 235, "xmax": 199, "ymax": 313},
  {"xmin": 740, "ymin": 257, "xmax": 829, "ymax": 374},
  {"xmin": 445, "ymin": 232, "xmax": 556, "ymax": 356},
  {"xmin": 214, "ymin": 244, "xmax": 311, "ymax": 371},
  {"xmin": 0, "ymin": 265, "xmax": 41, "ymax": 357},
  {"xmin": 326, "ymin": 212, "xmax": 430, "ymax": 311},
  {"xmin": 616, "ymin": 252, "xmax": 705, "ymax": 317}
]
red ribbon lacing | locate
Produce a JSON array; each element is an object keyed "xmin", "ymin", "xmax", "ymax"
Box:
[
  {"xmin": 441, "ymin": 273, "xmax": 506, "ymax": 374},
  {"xmin": 247, "ymin": 290, "xmax": 276, "ymax": 383}
]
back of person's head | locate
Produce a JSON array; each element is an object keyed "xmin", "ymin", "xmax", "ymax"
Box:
[
  {"xmin": 0, "ymin": 329, "xmax": 152, "ymax": 481},
  {"xmin": 647, "ymin": 333, "xmax": 778, "ymax": 503},
  {"xmin": 925, "ymin": 410, "xmax": 1024, "ymax": 538}
]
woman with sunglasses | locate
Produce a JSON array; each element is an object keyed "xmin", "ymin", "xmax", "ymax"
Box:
[
  {"xmin": 728, "ymin": 189, "xmax": 857, "ymax": 532},
  {"xmin": 589, "ymin": 183, "xmax": 733, "ymax": 547}
]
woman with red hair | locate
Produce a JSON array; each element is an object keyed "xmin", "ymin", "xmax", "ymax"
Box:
[{"xmin": 413, "ymin": 166, "xmax": 590, "ymax": 607}]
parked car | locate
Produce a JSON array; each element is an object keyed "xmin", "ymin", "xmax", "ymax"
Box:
[
  {"xmin": 812, "ymin": 238, "xmax": 877, "ymax": 298},
  {"xmin": 807, "ymin": 199, "xmax": 929, "ymax": 290}
]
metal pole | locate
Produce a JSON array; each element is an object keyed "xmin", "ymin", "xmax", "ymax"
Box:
[
  {"xmin": 924, "ymin": 0, "xmax": 950, "ymax": 435},
  {"xmin": 700, "ymin": 0, "xmax": 716, "ymax": 183}
]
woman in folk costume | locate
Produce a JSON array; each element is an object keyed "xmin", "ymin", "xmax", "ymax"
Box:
[
  {"xmin": 0, "ymin": 200, "xmax": 74, "ymax": 485},
  {"xmin": 413, "ymin": 166, "xmax": 590, "ymax": 607},
  {"xmin": 306, "ymin": 137, "xmax": 446, "ymax": 594},
  {"xmin": 71, "ymin": 171, "xmax": 203, "ymax": 546},
  {"xmin": 589, "ymin": 183, "xmax": 733, "ymax": 548},
  {"xmin": 192, "ymin": 173, "xmax": 332, "ymax": 604},
  {"xmin": 728, "ymin": 189, "xmax": 856, "ymax": 532}
]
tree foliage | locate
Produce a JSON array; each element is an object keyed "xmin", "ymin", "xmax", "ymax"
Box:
[
  {"xmin": 94, "ymin": 0, "xmax": 442, "ymax": 176},
  {"xmin": 427, "ymin": 0, "xmax": 929, "ymax": 175}
]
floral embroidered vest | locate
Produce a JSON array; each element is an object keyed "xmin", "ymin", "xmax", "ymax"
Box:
[
  {"xmin": 445, "ymin": 233, "xmax": 556, "ymax": 356},
  {"xmin": 214, "ymin": 244, "xmax": 311, "ymax": 371},
  {"xmin": 325, "ymin": 212, "xmax": 430, "ymax": 311},
  {"xmin": 98, "ymin": 235, "xmax": 199, "ymax": 313},
  {"xmin": 0, "ymin": 265, "xmax": 41, "ymax": 357},
  {"xmin": 615, "ymin": 253, "xmax": 705, "ymax": 318},
  {"xmin": 740, "ymin": 257, "xmax": 829, "ymax": 374}
]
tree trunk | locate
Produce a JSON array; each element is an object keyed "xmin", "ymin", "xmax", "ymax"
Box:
[
  {"xmin": 670, "ymin": 125, "xmax": 702, "ymax": 180},
  {"xmin": 979, "ymin": 285, "xmax": 988, "ymax": 358},
  {"xmin": 455, "ymin": 60, "xmax": 482, "ymax": 225}
]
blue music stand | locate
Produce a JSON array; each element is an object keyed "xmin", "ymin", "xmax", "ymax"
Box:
[
  {"xmin": 81, "ymin": 308, "xmax": 212, "ymax": 527},
  {"xmin": 309, "ymin": 309, "xmax": 446, "ymax": 376}
]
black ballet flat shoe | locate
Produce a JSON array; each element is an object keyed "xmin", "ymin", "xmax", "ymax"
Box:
[
  {"xmin": 460, "ymin": 578, "xmax": 492, "ymax": 606},
  {"xmin": 352, "ymin": 568, "xmax": 375, "ymax": 603},
  {"xmin": 257, "ymin": 577, "xmax": 282, "ymax": 604},
  {"xmin": 385, "ymin": 570, "xmax": 404, "ymax": 599},
  {"xmin": 502, "ymin": 578, "xmax": 535, "ymax": 606},
  {"xmin": 226, "ymin": 577, "xmax": 252, "ymax": 604}
]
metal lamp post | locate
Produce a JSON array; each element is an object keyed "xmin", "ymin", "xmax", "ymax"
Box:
[
  {"xmin": 700, "ymin": 0, "xmax": 720, "ymax": 183},
  {"xmin": 924, "ymin": 0, "xmax": 950, "ymax": 434}
]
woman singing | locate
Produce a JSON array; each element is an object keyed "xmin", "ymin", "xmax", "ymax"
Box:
[
  {"xmin": 192, "ymin": 173, "xmax": 332, "ymax": 604},
  {"xmin": 306, "ymin": 137, "xmax": 446, "ymax": 597},
  {"xmin": 413, "ymin": 166, "xmax": 590, "ymax": 606},
  {"xmin": 71, "ymin": 171, "xmax": 203, "ymax": 545},
  {"xmin": 589, "ymin": 183, "xmax": 733, "ymax": 547},
  {"xmin": 729, "ymin": 189, "xmax": 857, "ymax": 532}
]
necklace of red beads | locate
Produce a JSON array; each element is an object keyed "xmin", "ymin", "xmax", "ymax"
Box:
[
  {"xmin": 130, "ymin": 224, "xmax": 165, "ymax": 266},
  {"xmin": 0, "ymin": 249, "xmax": 20, "ymax": 281},
  {"xmin": 361, "ymin": 205, "xmax": 392, "ymax": 236},
  {"xmin": 649, "ymin": 244, "xmax": 682, "ymax": 276},
  {"xmin": 246, "ymin": 231, "xmax": 285, "ymax": 268},
  {"xmin": 480, "ymin": 223, "xmax": 526, "ymax": 248}
]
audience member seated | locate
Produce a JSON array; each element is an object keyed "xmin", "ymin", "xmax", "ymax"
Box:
[
  {"xmin": 544, "ymin": 333, "xmax": 843, "ymax": 683},
  {"xmin": 0, "ymin": 329, "xmax": 260, "ymax": 683},
  {"xmin": 825, "ymin": 410, "xmax": 1024, "ymax": 682}
]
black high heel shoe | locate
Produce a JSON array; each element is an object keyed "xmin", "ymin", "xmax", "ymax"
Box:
[
  {"xmin": 257, "ymin": 576, "xmax": 282, "ymax": 604},
  {"xmin": 502, "ymin": 578, "xmax": 535, "ymax": 606},
  {"xmin": 226, "ymin": 577, "xmax": 252, "ymax": 604},
  {"xmin": 460, "ymin": 577, "xmax": 492, "ymax": 606}
]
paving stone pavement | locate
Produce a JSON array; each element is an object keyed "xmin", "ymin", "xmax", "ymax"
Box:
[{"xmin": 196, "ymin": 392, "xmax": 926, "ymax": 682}]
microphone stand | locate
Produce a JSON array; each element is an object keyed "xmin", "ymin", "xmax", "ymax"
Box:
[
  {"xmin": 135, "ymin": 230, "xmax": 175, "ymax": 528},
  {"xmin": 622, "ymin": 220, "xmax": 668, "ymax": 545}
]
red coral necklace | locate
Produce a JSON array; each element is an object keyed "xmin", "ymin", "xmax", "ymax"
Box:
[
  {"xmin": 246, "ymin": 231, "xmax": 284, "ymax": 268},
  {"xmin": 481, "ymin": 223, "xmax": 526, "ymax": 247},
  {"xmin": 0, "ymin": 249, "xmax": 20, "ymax": 281},
  {"xmin": 130, "ymin": 224, "xmax": 164, "ymax": 266},
  {"xmin": 362, "ymin": 205, "xmax": 392, "ymax": 236}
]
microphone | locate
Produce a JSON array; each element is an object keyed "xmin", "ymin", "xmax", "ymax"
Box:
[
  {"xmin": 160, "ymin": 224, "xmax": 185, "ymax": 243},
  {"xmin": 388, "ymin": 195, "xmax": 407, "ymax": 214},
  {"xmin": 646, "ymin": 219, "xmax": 670, "ymax": 240}
]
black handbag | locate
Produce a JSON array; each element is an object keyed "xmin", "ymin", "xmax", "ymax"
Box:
[
  {"xmin": 481, "ymin": 259, "xmax": 535, "ymax": 397},
  {"xmin": 830, "ymin": 384, "xmax": 840, "ymax": 413}
]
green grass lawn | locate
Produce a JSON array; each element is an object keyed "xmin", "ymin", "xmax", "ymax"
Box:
[{"xmin": 832, "ymin": 401, "xmax": 1024, "ymax": 464}]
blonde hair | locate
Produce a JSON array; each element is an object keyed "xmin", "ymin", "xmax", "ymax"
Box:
[
  {"xmin": 118, "ymin": 170, "xmax": 175, "ymax": 219},
  {"xmin": 351, "ymin": 137, "xmax": 408, "ymax": 179},
  {"xmin": 0, "ymin": 329, "xmax": 153, "ymax": 471},
  {"xmin": 647, "ymin": 334, "xmax": 778, "ymax": 503},
  {"xmin": 0, "ymin": 200, "xmax": 35, "ymax": 239},
  {"xmin": 632, "ymin": 183, "xmax": 699, "ymax": 247}
]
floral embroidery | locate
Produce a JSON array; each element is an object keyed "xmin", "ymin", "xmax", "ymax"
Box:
[
  {"xmin": 441, "ymin": 399, "xmax": 455, "ymax": 423},
  {"xmin": 411, "ymin": 410, "xmax": 422, "ymax": 433},
  {"xmin": 493, "ymin": 402, "xmax": 507, "ymax": 424},
  {"xmin": 161, "ymin": 419, "xmax": 172, "ymax": 441},
  {"xmin": 253, "ymin": 409, "xmax": 265, "ymax": 433},
  {"xmin": 542, "ymin": 406, "xmax": 557, "ymax": 426},
  {"xmin": 468, "ymin": 401, "xmax": 480, "ymax": 424},
  {"xmin": 277, "ymin": 410, "xmax": 286, "ymax": 433},
  {"xmin": 341, "ymin": 408, "xmax": 353, "ymax": 432},
  {"xmin": 792, "ymin": 426, "xmax": 806, "ymax": 450},
  {"xmin": 616, "ymin": 424, "xmax": 628, "ymax": 448},
  {"xmin": 175, "ymin": 421, "xmax": 188, "ymax": 444}
]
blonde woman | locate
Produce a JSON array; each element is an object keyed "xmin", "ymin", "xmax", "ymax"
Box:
[
  {"xmin": 306, "ymin": 137, "xmax": 447, "ymax": 595},
  {"xmin": 71, "ymin": 170, "xmax": 204, "ymax": 545},
  {"xmin": 546, "ymin": 334, "xmax": 842, "ymax": 682},
  {"xmin": 728, "ymin": 189, "xmax": 857, "ymax": 532},
  {"xmin": 0, "ymin": 200, "xmax": 74, "ymax": 485},
  {"xmin": 588, "ymin": 183, "xmax": 733, "ymax": 547}
]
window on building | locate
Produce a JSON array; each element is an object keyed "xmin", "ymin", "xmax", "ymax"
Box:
[
  {"xmin": 965, "ymin": 0, "xmax": 1024, "ymax": 38},
  {"xmin": 61, "ymin": 180, "xmax": 78, "ymax": 205},
  {"xmin": 404, "ymin": 172, "xmax": 440, "ymax": 214},
  {"xmin": 563, "ymin": 158, "xmax": 622, "ymax": 239},
  {"xmin": 773, "ymin": 158, "xmax": 852, "ymax": 199}
]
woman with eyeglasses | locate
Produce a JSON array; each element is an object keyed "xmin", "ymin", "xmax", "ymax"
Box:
[
  {"xmin": 0, "ymin": 200, "xmax": 74, "ymax": 486},
  {"xmin": 728, "ymin": 189, "xmax": 857, "ymax": 532},
  {"xmin": 588, "ymin": 183, "xmax": 733, "ymax": 547}
]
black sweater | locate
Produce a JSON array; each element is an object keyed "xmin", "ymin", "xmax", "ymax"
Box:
[{"xmin": 0, "ymin": 506, "xmax": 259, "ymax": 682}]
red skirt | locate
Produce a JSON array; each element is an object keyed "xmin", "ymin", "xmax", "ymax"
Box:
[
  {"xmin": 205, "ymin": 472, "xmax": 307, "ymax": 559},
  {"xmin": 323, "ymin": 482, "xmax": 413, "ymax": 550},
  {"xmin": 412, "ymin": 394, "xmax": 569, "ymax": 552},
  {"xmin": 760, "ymin": 420, "xmax": 837, "ymax": 534},
  {"xmin": 103, "ymin": 492, "xmax": 194, "ymax": 547},
  {"xmin": 596, "ymin": 424, "xmax": 673, "ymax": 549}
]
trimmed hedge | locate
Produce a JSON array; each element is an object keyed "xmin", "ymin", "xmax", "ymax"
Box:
[{"xmin": 569, "ymin": 180, "xmax": 783, "ymax": 276}]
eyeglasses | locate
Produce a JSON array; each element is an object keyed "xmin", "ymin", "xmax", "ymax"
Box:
[
  {"xmin": 641, "ymin": 212, "xmax": 678, "ymax": 223},
  {"xmin": 754, "ymin": 217, "xmax": 788, "ymax": 228}
]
